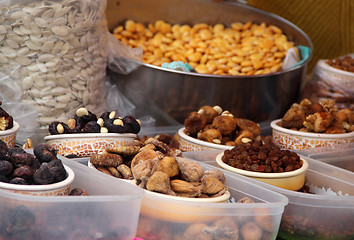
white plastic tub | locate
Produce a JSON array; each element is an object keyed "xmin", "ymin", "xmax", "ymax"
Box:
[
  {"xmin": 185, "ymin": 150, "xmax": 354, "ymax": 240},
  {"xmin": 0, "ymin": 155, "xmax": 144, "ymax": 240}
]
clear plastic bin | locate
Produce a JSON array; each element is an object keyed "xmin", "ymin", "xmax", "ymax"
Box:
[
  {"xmin": 295, "ymin": 143, "xmax": 354, "ymax": 172},
  {"xmin": 184, "ymin": 150, "xmax": 354, "ymax": 240},
  {"xmin": 136, "ymin": 161, "xmax": 288, "ymax": 240},
  {"xmin": 0, "ymin": 154, "xmax": 144, "ymax": 240}
]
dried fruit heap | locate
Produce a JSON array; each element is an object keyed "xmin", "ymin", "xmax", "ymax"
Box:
[
  {"xmin": 184, "ymin": 105, "xmax": 261, "ymax": 146},
  {"xmin": 0, "ymin": 102, "xmax": 13, "ymax": 131},
  {"xmin": 90, "ymin": 137, "xmax": 228, "ymax": 198},
  {"xmin": 48, "ymin": 107, "xmax": 141, "ymax": 135},
  {"xmin": 0, "ymin": 141, "xmax": 66, "ymax": 185},
  {"xmin": 222, "ymin": 140, "xmax": 302, "ymax": 173},
  {"xmin": 280, "ymin": 98, "xmax": 354, "ymax": 133}
]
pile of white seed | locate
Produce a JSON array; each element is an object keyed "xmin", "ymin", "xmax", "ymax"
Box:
[{"xmin": 0, "ymin": 0, "xmax": 108, "ymax": 127}]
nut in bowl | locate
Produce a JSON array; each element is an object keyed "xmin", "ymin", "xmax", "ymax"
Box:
[
  {"xmin": 271, "ymin": 119, "xmax": 354, "ymax": 150},
  {"xmin": 216, "ymin": 141, "xmax": 309, "ymax": 191},
  {"xmin": 45, "ymin": 107, "xmax": 141, "ymax": 157},
  {"xmin": 179, "ymin": 105, "xmax": 262, "ymax": 151},
  {"xmin": 178, "ymin": 127, "xmax": 234, "ymax": 151},
  {"xmin": 270, "ymin": 98, "xmax": 354, "ymax": 150}
]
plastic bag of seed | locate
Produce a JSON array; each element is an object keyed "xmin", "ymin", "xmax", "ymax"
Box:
[
  {"xmin": 0, "ymin": 0, "xmax": 109, "ymax": 129},
  {"xmin": 301, "ymin": 54, "xmax": 354, "ymax": 110}
]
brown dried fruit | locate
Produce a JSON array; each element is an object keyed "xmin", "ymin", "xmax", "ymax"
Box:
[
  {"xmin": 184, "ymin": 223, "xmax": 213, "ymax": 240},
  {"xmin": 33, "ymin": 162, "xmax": 54, "ymax": 185},
  {"xmin": 212, "ymin": 115, "xmax": 237, "ymax": 135},
  {"xmin": 201, "ymin": 176, "xmax": 225, "ymax": 195},
  {"xmin": 157, "ymin": 156, "xmax": 179, "ymax": 177},
  {"xmin": 0, "ymin": 160, "xmax": 12, "ymax": 175},
  {"xmin": 144, "ymin": 137, "xmax": 170, "ymax": 153},
  {"xmin": 202, "ymin": 169, "xmax": 226, "ymax": 184},
  {"xmin": 241, "ymin": 221, "xmax": 262, "ymax": 240},
  {"xmin": 170, "ymin": 179, "xmax": 202, "ymax": 197},
  {"xmin": 69, "ymin": 188, "xmax": 88, "ymax": 196},
  {"xmin": 107, "ymin": 166, "xmax": 122, "ymax": 178},
  {"xmin": 146, "ymin": 171, "xmax": 175, "ymax": 195},
  {"xmin": 236, "ymin": 118, "xmax": 261, "ymax": 137},
  {"xmin": 203, "ymin": 217, "xmax": 239, "ymax": 240},
  {"xmin": 132, "ymin": 157, "xmax": 159, "ymax": 184},
  {"xmin": 13, "ymin": 165, "xmax": 34, "ymax": 180},
  {"xmin": 184, "ymin": 111, "xmax": 207, "ymax": 137},
  {"xmin": 131, "ymin": 149, "xmax": 160, "ymax": 172},
  {"xmin": 199, "ymin": 128, "xmax": 222, "ymax": 143},
  {"xmin": 90, "ymin": 151, "xmax": 123, "ymax": 167},
  {"xmin": 106, "ymin": 145, "xmax": 140, "ymax": 156},
  {"xmin": 198, "ymin": 105, "xmax": 219, "ymax": 124},
  {"xmin": 96, "ymin": 166, "xmax": 113, "ymax": 176},
  {"xmin": 254, "ymin": 208, "xmax": 273, "ymax": 232},
  {"xmin": 176, "ymin": 157, "xmax": 204, "ymax": 182},
  {"xmin": 33, "ymin": 144, "xmax": 57, "ymax": 163},
  {"xmin": 117, "ymin": 164, "xmax": 133, "ymax": 180}
]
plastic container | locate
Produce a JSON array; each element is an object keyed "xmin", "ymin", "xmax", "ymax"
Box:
[
  {"xmin": 136, "ymin": 161, "xmax": 288, "ymax": 240},
  {"xmin": 184, "ymin": 150, "xmax": 354, "ymax": 240},
  {"xmin": 295, "ymin": 142, "xmax": 354, "ymax": 172},
  {"xmin": 0, "ymin": 154, "xmax": 144, "ymax": 240}
]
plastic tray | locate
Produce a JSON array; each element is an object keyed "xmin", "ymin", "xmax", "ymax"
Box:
[
  {"xmin": 184, "ymin": 150, "xmax": 354, "ymax": 240},
  {"xmin": 0, "ymin": 153, "xmax": 144, "ymax": 240},
  {"xmin": 137, "ymin": 161, "xmax": 288, "ymax": 239},
  {"xmin": 295, "ymin": 142, "xmax": 354, "ymax": 172}
]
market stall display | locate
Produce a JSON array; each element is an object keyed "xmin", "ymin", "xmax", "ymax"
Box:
[{"xmin": 106, "ymin": 0, "xmax": 312, "ymax": 124}]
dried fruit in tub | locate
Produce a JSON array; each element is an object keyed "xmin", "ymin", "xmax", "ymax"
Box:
[
  {"xmin": 222, "ymin": 140, "xmax": 302, "ymax": 173},
  {"xmin": 0, "ymin": 143, "xmax": 68, "ymax": 185},
  {"xmin": 0, "ymin": 102, "xmax": 13, "ymax": 131}
]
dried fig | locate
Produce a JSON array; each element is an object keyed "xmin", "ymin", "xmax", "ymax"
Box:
[
  {"xmin": 146, "ymin": 171, "xmax": 175, "ymax": 195},
  {"xmin": 176, "ymin": 157, "xmax": 204, "ymax": 182},
  {"xmin": 157, "ymin": 156, "xmax": 179, "ymax": 178}
]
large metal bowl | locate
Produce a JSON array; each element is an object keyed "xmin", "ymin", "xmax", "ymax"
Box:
[{"xmin": 106, "ymin": 0, "xmax": 313, "ymax": 125}]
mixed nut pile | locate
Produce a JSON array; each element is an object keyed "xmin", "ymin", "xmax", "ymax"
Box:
[
  {"xmin": 184, "ymin": 105, "xmax": 261, "ymax": 146},
  {"xmin": 280, "ymin": 98, "xmax": 354, "ymax": 133},
  {"xmin": 0, "ymin": 102, "xmax": 13, "ymax": 131},
  {"xmin": 90, "ymin": 137, "xmax": 228, "ymax": 198},
  {"xmin": 48, "ymin": 107, "xmax": 141, "ymax": 134}
]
